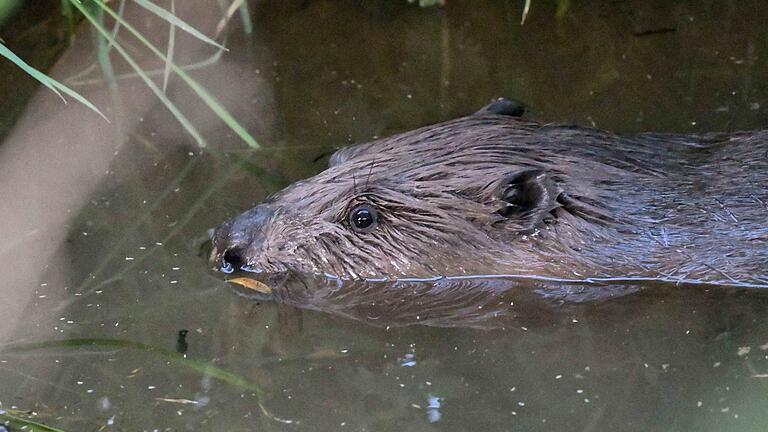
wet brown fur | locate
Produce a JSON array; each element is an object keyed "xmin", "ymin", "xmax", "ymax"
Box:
[{"xmin": 212, "ymin": 109, "xmax": 768, "ymax": 289}]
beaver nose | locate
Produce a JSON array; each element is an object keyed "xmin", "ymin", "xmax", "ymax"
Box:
[
  {"xmin": 211, "ymin": 205, "xmax": 273, "ymax": 273},
  {"xmin": 221, "ymin": 246, "xmax": 247, "ymax": 273}
]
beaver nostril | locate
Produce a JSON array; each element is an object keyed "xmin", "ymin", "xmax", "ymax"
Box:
[{"xmin": 222, "ymin": 247, "xmax": 247, "ymax": 273}]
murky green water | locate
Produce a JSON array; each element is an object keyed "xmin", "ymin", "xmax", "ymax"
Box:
[{"xmin": 2, "ymin": 1, "xmax": 768, "ymax": 430}]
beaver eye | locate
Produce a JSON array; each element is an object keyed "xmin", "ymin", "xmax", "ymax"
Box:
[{"xmin": 348, "ymin": 205, "xmax": 378, "ymax": 233}]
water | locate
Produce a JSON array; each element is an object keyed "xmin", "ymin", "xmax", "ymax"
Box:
[{"xmin": 1, "ymin": 1, "xmax": 768, "ymax": 430}]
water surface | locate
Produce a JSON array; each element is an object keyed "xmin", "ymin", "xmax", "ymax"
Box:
[{"xmin": 1, "ymin": 1, "xmax": 768, "ymax": 430}]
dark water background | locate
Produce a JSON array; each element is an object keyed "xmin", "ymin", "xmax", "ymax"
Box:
[{"xmin": 1, "ymin": 1, "xmax": 768, "ymax": 430}]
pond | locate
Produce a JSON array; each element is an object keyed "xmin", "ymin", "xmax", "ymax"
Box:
[{"xmin": 1, "ymin": 1, "xmax": 768, "ymax": 430}]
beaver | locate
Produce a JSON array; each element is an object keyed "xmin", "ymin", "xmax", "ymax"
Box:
[{"xmin": 209, "ymin": 98, "xmax": 768, "ymax": 324}]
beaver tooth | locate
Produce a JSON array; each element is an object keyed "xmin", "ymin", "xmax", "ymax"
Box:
[{"xmin": 227, "ymin": 277, "xmax": 272, "ymax": 294}]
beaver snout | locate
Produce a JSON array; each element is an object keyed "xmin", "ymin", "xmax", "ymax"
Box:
[{"xmin": 210, "ymin": 205, "xmax": 273, "ymax": 273}]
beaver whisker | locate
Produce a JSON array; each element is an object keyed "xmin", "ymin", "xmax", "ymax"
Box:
[{"xmin": 364, "ymin": 157, "xmax": 376, "ymax": 189}]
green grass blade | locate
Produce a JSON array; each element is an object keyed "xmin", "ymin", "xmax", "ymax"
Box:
[
  {"xmin": 176, "ymin": 65, "xmax": 259, "ymax": 148},
  {"xmin": 3, "ymin": 338, "xmax": 261, "ymax": 392},
  {"xmin": 162, "ymin": 0, "xmax": 176, "ymax": 92},
  {"xmin": 0, "ymin": 41, "xmax": 65, "ymax": 100},
  {"xmin": 94, "ymin": 0, "xmax": 260, "ymax": 148},
  {"xmin": 94, "ymin": 8, "xmax": 120, "ymax": 94},
  {"xmin": 0, "ymin": 410, "xmax": 68, "ymax": 432},
  {"xmin": 65, "ymin": 42, "xmax": 226, "ymax": 87},
  {"xmin": 105, "ymin": 0, "xmax": 127, "ymax": 51},
  {"xmin": 69, "ymin": 0, "xmax": 207, "ymax": 147},
  {"xmin": 521, "ymin": 0, "xmax": 532, "ymax": 24},
  {"xmin": 238, "ymin": 0, "xmax": 253, "ymax": 35},
  {"xmin": 0, "ymin": 41, "xmax": 108, "ymax": 121},
  {"xmin": 61, "ymin": 0, "xmax": 75, "ymax": 40},
  {"xmin": 49, "ymin": 78, "xmax": 110, "ymax": 121},
  {"xmin": 216, "ymin": 0, "xmax": 249, "ymax": 37},
  {"xmin": 133, "ymin": 0, "xmax": 228, "ymax": 51}
]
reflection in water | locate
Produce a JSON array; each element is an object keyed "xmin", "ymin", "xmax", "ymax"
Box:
[
  {"xmin": 427, "ymin": 394, "xmax": 443, "ymax": 423},
  {"xmin": 227, "ymin": 271, "xmax": 768, "ymax": 328},
  {"xmin": 1, "ymin": 0, "xmax": 768, "ymax": 430}
]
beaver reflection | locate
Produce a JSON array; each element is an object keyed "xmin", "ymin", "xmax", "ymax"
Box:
[{"xmin": 210, "ymin": 98, "xmax": 768, "ymax": 325}]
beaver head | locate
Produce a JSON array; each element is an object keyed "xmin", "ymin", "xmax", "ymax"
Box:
[
  {"xmin": 210, "ymin": 99, "xmax": 626, "ymax": 282},
  {"xmin": 210, "ymin": 98, "xmax": 768, "ymax": 294}
]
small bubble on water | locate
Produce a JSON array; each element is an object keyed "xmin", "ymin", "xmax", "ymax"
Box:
[
  {"xmin": 427, "ymin": 394, "xmax": 443, "ymax": 423},
  {"xmin": 399, "ymin": 351, "xmax": 416, "ymax": 367},
  {"xmin": 98, "ymin": 397, "xmax": 111, "ymax": 411}
]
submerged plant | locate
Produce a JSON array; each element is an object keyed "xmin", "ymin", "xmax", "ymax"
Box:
[
  {"xmin": 1, "ymin": 338, "xmax": 295, "ymax": 426},
  {"xmin": 0, "ymin": 409, "xmax": 68, "ymax": 432},
  {"xmin": 1, "ymin": 0, "xmax": 259, "ymax": 148},
  {"xmin": 0, "ymin": 40, "xmax": 107, "ymax": 119}
]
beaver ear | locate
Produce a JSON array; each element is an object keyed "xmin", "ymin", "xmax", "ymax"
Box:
[
  {"xmin": 495, "ymin": 170, "xmax": 559, "ymax": 233},
  {"xmin": 475, "ymin": 98, "xmax": 526, "ymax": 117},
  {"xmin": 328, "ymin": 147, "xmax": 352, "ymax": 167},
  {"xmin": 328, "ymin": 145, "xmax": 368, "ymax": 167}
]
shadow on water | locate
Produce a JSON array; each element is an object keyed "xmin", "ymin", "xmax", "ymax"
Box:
[{"xmin": 1, "ymin": 0, "xmax": 768, "ymax": 430}]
